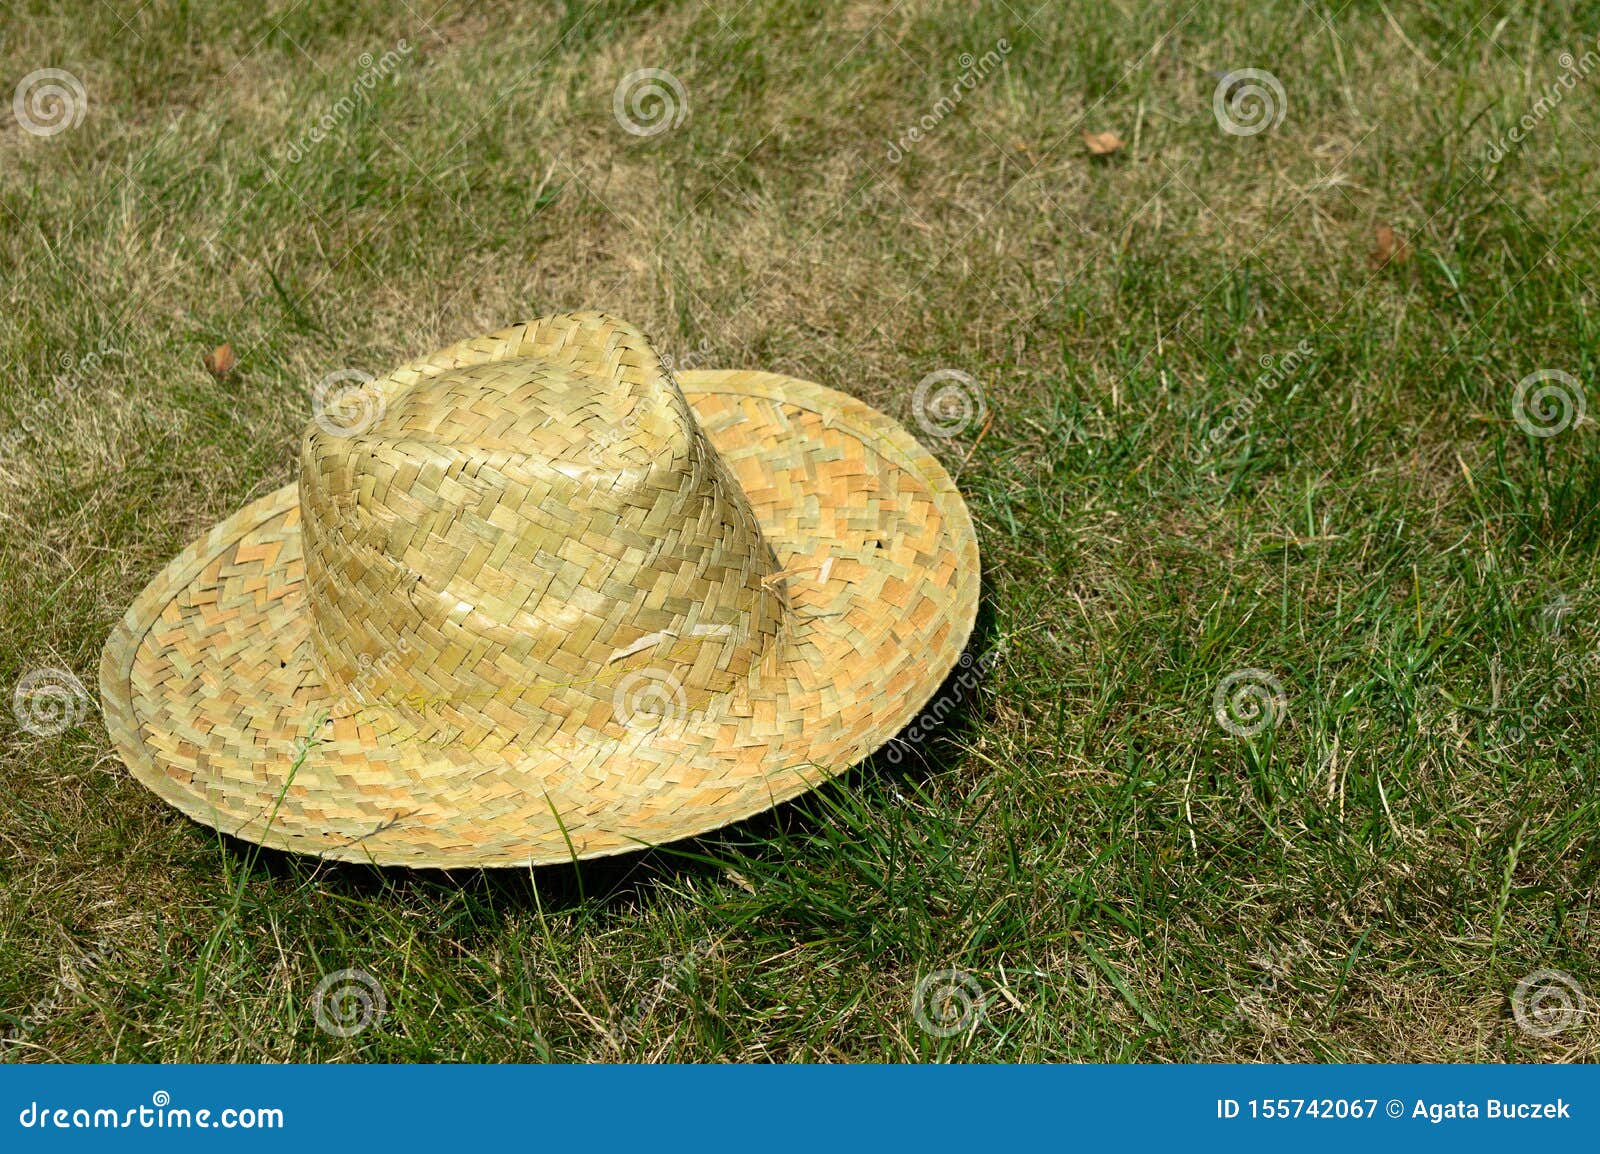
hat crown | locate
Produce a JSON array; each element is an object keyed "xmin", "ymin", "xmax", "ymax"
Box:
[{"xmin": 298, "ymin": 314, "xmax": 785, "ymax": 749}]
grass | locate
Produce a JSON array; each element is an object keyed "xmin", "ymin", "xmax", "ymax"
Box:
[{"xmin": 2, "ymin": 0, "xmax": 1600, "ymax": 1062}]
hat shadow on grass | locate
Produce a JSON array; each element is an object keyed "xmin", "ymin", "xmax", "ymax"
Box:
[{"xmin": 190, "ymin": 593, "xmax": 1001, "ymax": 914}]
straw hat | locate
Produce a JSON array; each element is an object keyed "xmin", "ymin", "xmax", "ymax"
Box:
[{"xmin": 100, "ymin": 313, "xmax": 980, "ymax": 867}]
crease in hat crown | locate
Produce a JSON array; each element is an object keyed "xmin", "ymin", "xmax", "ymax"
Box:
[{"xmin": 298, "ymin": 312, "xmax": 788, "ymax": 754}]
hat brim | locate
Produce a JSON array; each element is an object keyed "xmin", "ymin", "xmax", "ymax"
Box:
[{"xmin": 99, "ymin": 370, "xmax": 980, "ymax": 867}]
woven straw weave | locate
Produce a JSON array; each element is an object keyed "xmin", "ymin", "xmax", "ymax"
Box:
[{"xmin": 100, "ymin": 314, "xmax": 981, "ymax": 867}]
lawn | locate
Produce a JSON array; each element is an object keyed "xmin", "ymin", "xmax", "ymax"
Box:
[{"xmin": 2, "ymin": 0, "xmax": 1599, "ymax": 1062}]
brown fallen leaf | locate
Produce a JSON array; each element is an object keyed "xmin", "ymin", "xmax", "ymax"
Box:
[
  {"xmin": 203, "ymin": 343, "xmax": 237, "ymax": 378},
  {"xmin": 1368, "ymin": 224, "xmax": 1410, "ymax": 269},
  {"xmin": 1082, "ymin": 130, "xmax": 1124, "ymax": 156}
]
